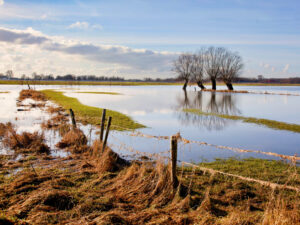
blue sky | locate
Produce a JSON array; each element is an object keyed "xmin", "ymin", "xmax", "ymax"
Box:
[{"xmin": 0, "ymin": 0, "xmax": 299, "ymax": 78}]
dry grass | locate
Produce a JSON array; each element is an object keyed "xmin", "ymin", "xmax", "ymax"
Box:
[
  {"xmin": 56, "ymin": 128, "xmax": 89, "ymax": 153},
  {"xmin": 0, "ymin": 146, "xmax": 299, "ymax": 224},
  {"xmin": 18, "ymin": 89, "xmax": 46, "ymax": 102},
  {"xmin": 0, "ymin": 122, "xmax": 13, "ymax": 138},
  {"xmin": 2, "ymin": 125, "xmax": 49, "ymax": 155}
]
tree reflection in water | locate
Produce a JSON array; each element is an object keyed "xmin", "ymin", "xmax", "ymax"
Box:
[{"xmin": 175, "ymin": 90, "xmax": 241, "ymax": 130}]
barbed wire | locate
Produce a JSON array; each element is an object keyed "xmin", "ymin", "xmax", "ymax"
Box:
[
  {"xmin": 179, "ymin": 161, "xmax": 300, "ymax": 192},
  {"xmin": 109, "ymin": 136, "xmax": 300, "ymax": 192},
  {"xmin": 109, "ymin": 126, "xmax": 300, "ymax": 162}
]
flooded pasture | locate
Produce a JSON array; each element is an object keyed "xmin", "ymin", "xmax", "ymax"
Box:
[{"xmin": 1, "ymin": 84, "xmax": 300, "ymax": 163}]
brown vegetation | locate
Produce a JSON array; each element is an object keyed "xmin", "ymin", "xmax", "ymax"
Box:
[
  {"xmin": 56, "ymin": 128, "xmax": 89, "ymax": 153},
  {"xmin": 2, "ymin": 125, "xmax": 49, "ymax": 155},
  {"xmin": 18, "ymin": 89, "xmax": 46, "ymax": 102},
  {"xmin": 0, "ymin": 122, "xmax": 14, "ymax": 138},
  {"xmin": 1, "ymin": 145, "xmax": 299, "ymax": 224}
]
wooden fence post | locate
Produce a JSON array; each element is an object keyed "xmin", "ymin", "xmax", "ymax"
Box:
[
  {"xmin": 170, "ymin": 135, "xmax": 178, "ymax": 188},
  {"xmin": 100, "ymin": 109, "xmax": 106, "ymax": 141},
  {"xmin": 102, "ymin": 116, "xmax": 112, "ymax": 153},
  {"xmin": 69, "ymin": 109, "xmax": 77, "ymax": 129}
]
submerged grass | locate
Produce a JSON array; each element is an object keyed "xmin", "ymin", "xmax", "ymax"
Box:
[
  {"xmin": 41, "ymin": 89, "xmax": 144, "ymax": 130},
  {"xmin": 75, "ymin": 91, "xmax": 121, "ymax": 95},
  {"xmin": 184, "ymin": 108, "xmax": 300, "ymax": 133}
]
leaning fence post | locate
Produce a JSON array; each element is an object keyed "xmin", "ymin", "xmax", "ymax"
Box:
[
  {"xmin": 170, "ymin": 135, "xmax": 178, "ymax": 188},
  {"xmin": 102, "ymin": 116, "xmax": 112, "ymax": 153},
  {"xmin": 100, "ymin": 109, "xmax": 106, "ymax": 141},
  {"xmin": 69, "ymin": 108, "xmax": 77, "ymax": 129}
]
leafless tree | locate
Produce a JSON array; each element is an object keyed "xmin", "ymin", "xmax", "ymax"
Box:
[
  {"xmin": 173, "ymin": 53, "xmax": 193, "ymax": 90},
  {"xmin": 191, "ymin": 50, "xmax": 206, "ymax": 90},
  {"xmin": 204, "ymin": 47, "xmax": 226, "ymax": 90},
  {"xmin": 220, "ymin": 51, "xmax": 244, "ymax": 90},
  {"xmin": 6, "ymin": 70, "xmax": 14, "ymax": 80}
]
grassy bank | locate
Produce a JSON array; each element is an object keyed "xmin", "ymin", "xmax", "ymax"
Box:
[
  {"xmin": 41, "ymin": 90, "xmax": 144, "ymax": 130},
  {"xmin": 75, "ymin": 91, "xmax": 121, "ymax": 95},
  {"xmin": 184, "ymin": 108, "xmax": 300, "ymax": 133},
  {"xmin": 199, "ymin": 158, "xmax": 300, "ymax": 185}
]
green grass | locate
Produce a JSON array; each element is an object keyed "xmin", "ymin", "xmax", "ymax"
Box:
[
  {"xmin": 0, "ymin": 91, "xmax": 9, "ymax": 93},
  {"xmin": 0, "ymin": 80, "xmax": 181, "ymax": 86},
  {"xmin": 75, "ymin": 91, "xmax": 121, "ymax": 95},
  {"xmin": 184, "ymin": 108, "xmax": 300, "ymax": 133},
  {"xmin": 198, "ymin": 157, "xmax": 300, "ymax": 185},
  {"xmin": 41, "ymin": 90, "xmax": 145, "ymax": 130}
]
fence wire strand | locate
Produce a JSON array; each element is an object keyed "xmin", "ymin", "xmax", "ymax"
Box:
[{"xmin": 109, "ymin": 125, "xmax": 300, "ymax": 162}]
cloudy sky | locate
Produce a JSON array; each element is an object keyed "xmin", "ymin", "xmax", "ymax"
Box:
[{"xmin": 0, "ymin": 0, "xmax": 299, "ymax": 78}]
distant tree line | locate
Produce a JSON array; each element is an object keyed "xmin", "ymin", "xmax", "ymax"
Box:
[
  {"xmin": 173, "ymin": 46, "xmax": 244, "ymax": 91},
  {"xmin": 0, "ymin": 71, "xmax": 179, "ymax": 82}
]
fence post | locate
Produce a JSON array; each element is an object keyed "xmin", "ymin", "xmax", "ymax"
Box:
[
  {"xmin": 69, "ymin": 109, "xmax": 77, "ymax": 129},
  {"xmin": 170, "ymin": 135, "xmax": 178, "ymax": 188},
  {"xmin": 102, "ymin": 116, "xmax": 112, "ymax": 153},
  {"xmin": 100, "ymin": 109, "xmax": 106, "ymax": 141}
]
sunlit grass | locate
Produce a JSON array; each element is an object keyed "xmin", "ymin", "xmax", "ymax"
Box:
[
  {"xmin": 198, "ymin": 157, "xmax": 300, "ymax": 185},
  {"xmin": 75, "ymin": 91, "xmax": 121, "ymax": 95},
  {"xmin": 41, "ymin": 90, "xmax": 145, "ymax": 130},
  {"xmin": 0, "ymin": 91, "xmax": 9, "ymax": 93},
  {"xmin": 184, "ymin": 108, "xmax": 300, "ymax": 133}
]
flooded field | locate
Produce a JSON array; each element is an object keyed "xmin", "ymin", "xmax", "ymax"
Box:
[{"xmin": 1, "ymin": 84, "xmax": 299, "ymax": 163}]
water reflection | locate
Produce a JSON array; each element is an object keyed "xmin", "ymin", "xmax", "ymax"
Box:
[{"xmin": 176, "ymin": 91, "xmax": 241, "ymax": 130}]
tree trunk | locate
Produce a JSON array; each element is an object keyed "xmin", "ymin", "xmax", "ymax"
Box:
[
  {"xmin": 211, "ymin": 79, "xmax": 216, "ymax": 90},
  {"xmin": 226, "ymin": 83, "xmax": 233, "ymax": 91},
  {"xmin": 197, "ymin": 81, "xmax": 206, "ymax": 90},
  {"xmin": 182, "ymin": 79, "xmax": 188, "ymax": 91}
]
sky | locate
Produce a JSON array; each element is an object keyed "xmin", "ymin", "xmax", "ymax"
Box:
[{"xmin": 0, "ymin": 0, "xmax": 300, "ymax": 79}]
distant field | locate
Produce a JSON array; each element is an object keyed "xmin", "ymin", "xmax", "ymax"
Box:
[{"xmin": 1, "ymin": 80, "xmax": 300, "ymax": 86}]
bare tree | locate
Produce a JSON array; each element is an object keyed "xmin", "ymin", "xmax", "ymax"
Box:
[
  {"xmin": 6, "ymin": 70, "xmax": 14, "ymax": 79},
  {"xmin": 220, "ymin": 51, "xmax": 244, "ymax": 90},
  {"xmin": 173, "ymin": 53, "xmax": 193, "ymax": 90},
  {"xmin": 204, "ymin": 47, "xmax": 226, "ymax": 90},
  {"xmin": 191, "ymin": 50, "xmax": 206, "ymax": 90}
]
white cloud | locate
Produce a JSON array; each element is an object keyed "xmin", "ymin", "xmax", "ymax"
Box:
[
  {"xmin": 0, "ymin": 0, "xmax": 4, "ymax": 6},
  {"xmin": 68, "ymin": 21, "xmax": 89, "ymax": 29},
  {"xmin": 0, "ymin": 26, "xmax": 177, "ymax": 77},
  {"xmin": 283, "ymin": 64, "xmax": 290, "ymax": 73},
  {"xmin": 68, "ymin": 21, "xmax": 103, "ymax": 30}
]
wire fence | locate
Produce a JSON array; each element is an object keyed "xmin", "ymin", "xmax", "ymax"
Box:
[
  {"xmin": 110, "ymin": 124, "xmax": 300, "ymax": 162},
  {"xmin": 108, "ymin": 134, "xmax": 300, "ymax": 192}
]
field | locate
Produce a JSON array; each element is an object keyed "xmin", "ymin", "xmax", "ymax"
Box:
[{"xmin": 0, "ymin": 86, "xmax": 300, "ymax": 224}]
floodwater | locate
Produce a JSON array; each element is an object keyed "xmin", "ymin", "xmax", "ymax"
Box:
[{"xmin": 1, "ymin": 84, "xmax": 300, "ymax": 163}]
